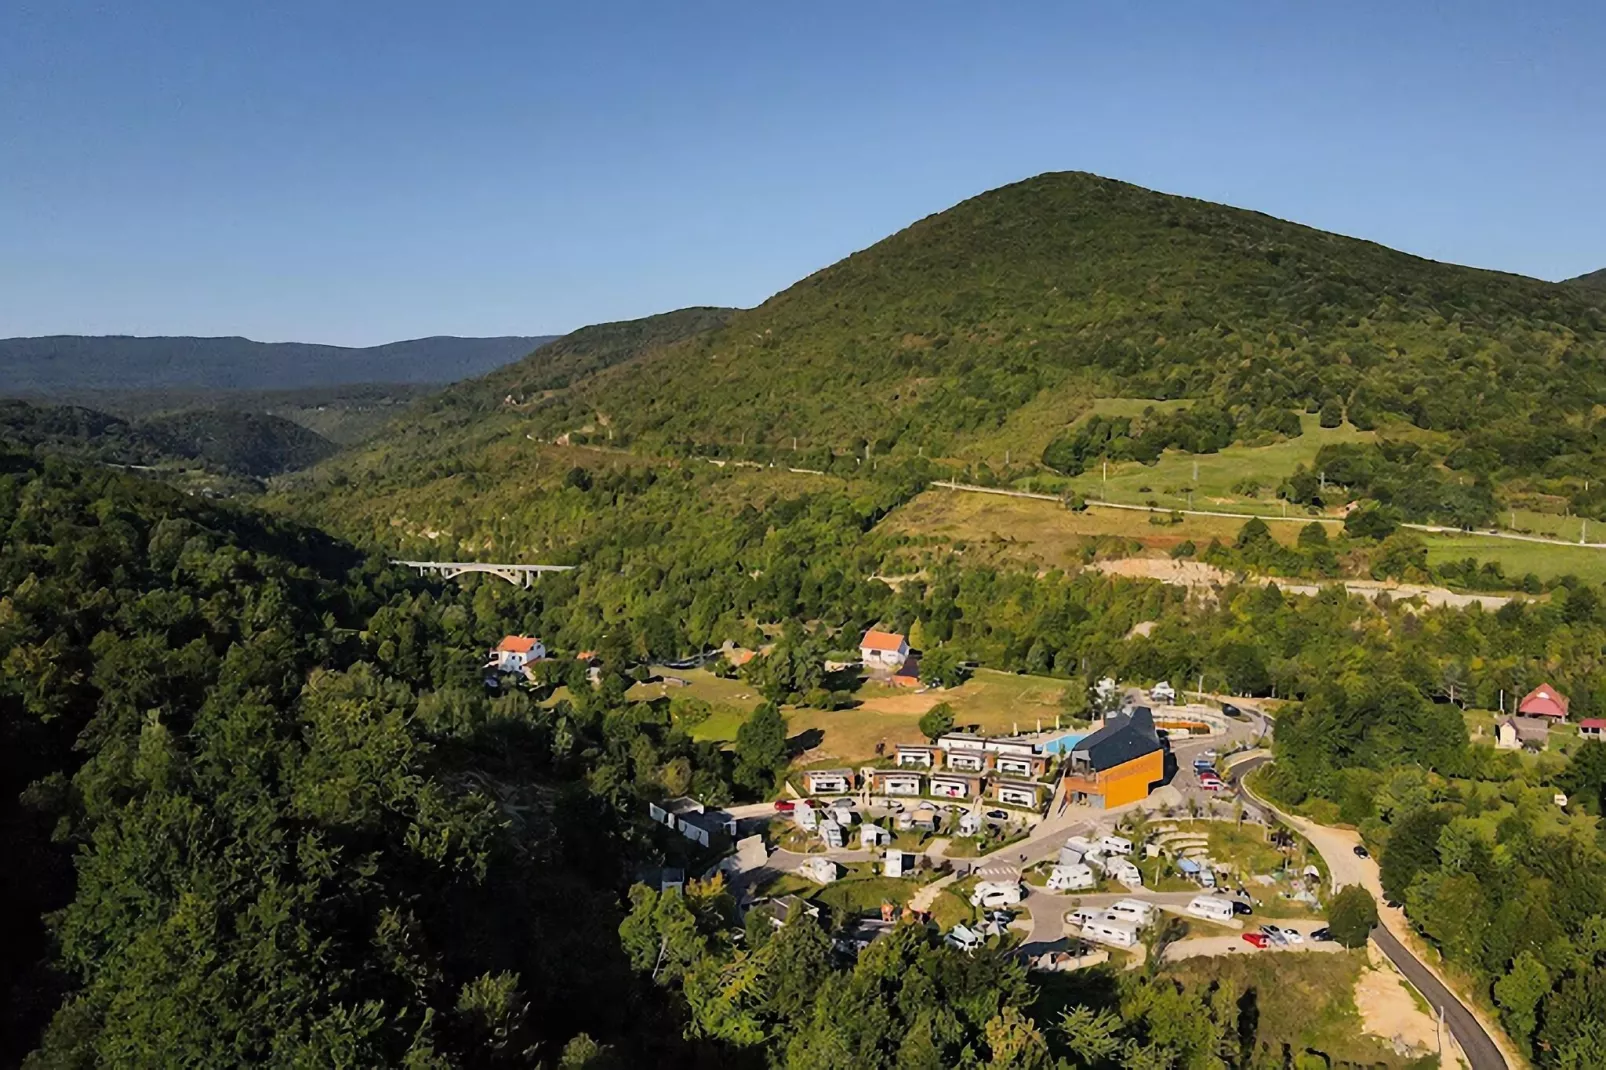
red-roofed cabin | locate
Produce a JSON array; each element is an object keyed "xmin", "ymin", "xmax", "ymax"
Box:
[
  {"xmin": 1579, "ymin": 719, "xmax": 1606, "ymax": 741},
  {"xmin": 490, "ymin": 635, "xmax": 546, "ymax": 672},
  {"xmin": 1518, "ymin": 684, "xmax": 1570, "ymax": 720},
  {"xmin": 860, "ymin": 629, "xmax": 910, "ymax": 669}
]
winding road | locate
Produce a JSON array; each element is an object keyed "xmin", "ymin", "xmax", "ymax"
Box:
[{"xmin": 1227, "ymin": 755, "xmax": 1508, "ymax": 1070}]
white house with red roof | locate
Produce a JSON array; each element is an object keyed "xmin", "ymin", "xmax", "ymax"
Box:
[
  {"xmin": 1579, "ymin": 718, "xmax": 1606, "ymax": 741},
  {"xmin": 490, "ymin": 635, "xmax": 546, "ymax": 672},
  {"xmin": 860, "ymin": 629, "xmax": 910, "ymax": 668},
  {"xmin": 1518, "ymin": 683, "xmax": 1570, "ymax": 720}
]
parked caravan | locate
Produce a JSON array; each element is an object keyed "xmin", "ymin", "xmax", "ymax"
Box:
[
  {"xmin": 1186, "ymin": 896, "xmax": 1237, "ymax": 923},
  {"xmin": 1099, "ymin": 835, "xmax": 1134, "ymax": 856},
  {"xmin": 1107, "ymin": 898, "xmax": 1157, "ymax": 926},
  {"xmin": 1081, "ymin": 916, "xmax": 1140, "ymax": 948},
  {"xmin": 1046, "ymin": 863, "xmax": 1096, "ymax": 892}
]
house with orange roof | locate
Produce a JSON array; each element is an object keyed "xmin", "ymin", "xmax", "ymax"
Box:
[
  {"xmin": 1518, "ymin": 683, "xmax": 1570, "ymax": 720},
  {"xmin": 490, "ymin": 635, "xmax": 546, "ymax": 672},
  {"xmin": 860, "ymin": 629, "xmax": 910, "ymax": 669}
]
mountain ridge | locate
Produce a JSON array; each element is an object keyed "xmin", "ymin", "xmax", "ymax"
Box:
[{"xmin": 0, "ymin": 333, "xmax": 560, "ymax": 394}]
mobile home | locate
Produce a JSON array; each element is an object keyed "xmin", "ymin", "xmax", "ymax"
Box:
[
  {"xmin": 1107, "ymin": 899, "xmax": 1157, "ymax": 926},
  {"xmin": 1081, "ymin": 916, "xmax": 1140, "ymax": 948},
  {"xmin": 1186, "ymin": 896, "xmax": 1236, "ymax": 923}
]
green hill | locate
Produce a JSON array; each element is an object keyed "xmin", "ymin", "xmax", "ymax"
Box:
[
  {"xmin": 283, "ymin": 172, "xmax": 1606, "ymax": 549},
  {"xmin": 0, "ymin": 399, "xmax": 337, "ymax": 478},
  {"xmin": 1565, "ymin": 267, "xmax": 1606, "ymax": 292}
]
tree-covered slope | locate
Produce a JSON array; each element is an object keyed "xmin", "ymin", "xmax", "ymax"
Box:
[
  {"xmin": 519, "ymin": 172, "xmax": 1605, "ymax": 466},
  {"xmin": 0, "ymin": 399, "xmax": 337, "ymax": 477},
  {"xmin": 1565, "ymin": 267, "xmax": 1606, "ymax": 293}
]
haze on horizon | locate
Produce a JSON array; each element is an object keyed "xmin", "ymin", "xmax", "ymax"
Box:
[{"xmin": 2, "ymin": 0, "xmax": 1602, "ymax": 347}]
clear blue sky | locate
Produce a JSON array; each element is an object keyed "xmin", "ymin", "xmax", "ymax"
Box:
[{"xmin": 2, "ymin": 1, "xmax": 1602, "ymax": 346}]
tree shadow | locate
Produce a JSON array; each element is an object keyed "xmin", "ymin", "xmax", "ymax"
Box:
[{"xmin": 787, "ymin": 728, "xmax": 825, "ymax": 756}]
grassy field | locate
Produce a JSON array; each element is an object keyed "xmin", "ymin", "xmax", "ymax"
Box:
[
  {"xmin": 1161, "ymin": 952, "xmax": 1415, "ymax": 1067},
  {"xmin": 952, "ymin": 393, "xmax": 1196, "ymax": 467},
  {"xmin": 1059, "ymin": 414, "xmax": 1374, "ymax": 511},
  {"xmin": 1423, "ymin": 532, "xmax": 1606, "ymax": 585},
  {"xmin": 887, "ymin": 481, "xmax": 1606, "ymax": 585},
  {"xmin": 645, "ymin": 666, "xmax": 1078, "ymax": 766},
  {"xmin": 882, "ymin": 490, "xmax": 1281, "ymax": 569}
]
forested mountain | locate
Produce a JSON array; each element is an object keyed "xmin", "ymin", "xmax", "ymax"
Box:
[
  {"xmin": 303, "ymin": 172, "xmax": 1606, "ymax": 537},
  {"xmin": 0, "ymin": 399, "xmax": 337, "ymax": 478},
  {"xmin": 1565, "ymin": 267, "xmax": 1606, "ymax": 292},
  {"xmin": 0, "ymin": 333, "xmax": 557, "ymax": 393}
]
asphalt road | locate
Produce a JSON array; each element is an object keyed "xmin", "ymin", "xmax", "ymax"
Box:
[{"xmin": 1228, "ymin": 756, "xmax": 1507, "ymax": 1070}]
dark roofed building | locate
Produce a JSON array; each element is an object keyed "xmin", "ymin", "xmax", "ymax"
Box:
[{"xmin": 1062, "ymin": 706, "xmax": 1165, "ymax": 809}]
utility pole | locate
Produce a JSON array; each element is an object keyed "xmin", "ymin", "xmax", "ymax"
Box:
[
  {"xmin": 1103, "ymin": 460, "xmax": 1108, "ymax": 484},
  {"xmin": 1192, "ymin": 460, "xmax": 1199, "ymax": 482},
  {"xmin": 1005, "ymin": 449, "xmax": 1011, "ymax": 466}
]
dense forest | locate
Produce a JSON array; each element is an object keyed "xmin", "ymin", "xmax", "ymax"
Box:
[{"xmin": 0, "ymin": 399, "xmax": 337, "ymax": 478}]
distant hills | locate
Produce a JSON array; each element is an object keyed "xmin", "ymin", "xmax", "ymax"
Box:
[
  {"xmin": 0, "ymin": 399, "xmax": 336, "ymax": 478},
  {"xmin": 0, "ymin": 334, "xmax": 558, "ymax": 394}
]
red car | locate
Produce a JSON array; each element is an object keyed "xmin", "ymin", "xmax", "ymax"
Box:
[
  {"xmin": 773, "ymin": 800, "xmax": 795, "ymax": 813},
  {"xmin": 1241, "ymin": 932, "xmax": 1270, "ymax": 949}
]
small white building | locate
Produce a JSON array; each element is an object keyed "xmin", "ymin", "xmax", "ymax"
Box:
[
  {"xmin": 861, "ymin": 824, "xmax": 892, "ymax": 849},
  {"xmin": 795, "ymin": 802, "xmax": 819, "ymax": 830},
  {"xmin": 1081, "ymin": 915, "xmax": 1140, "ymax": 948},
  {"xmin": 805, "ymin": 769, "xmax": 854, "ymax": 795},
  {"xmin": 860, "ymin": 629, "xmax": 910, "ymax": 668},
  {"xmin": 1186, "ymin": 895, "xmax": 1236, "ymax": 923},
  {"xmin": 993, "ymin": 780, "xmax": 1043, "ymax": 809},
  {"xmin": 490, "ymin": 635, "xmax": 546, "ymax": 671},
  {"xmin": 799, "ymin": 857, "xmax": 840, "ymax": 885},
  {"xmin": 929, "ymin": 773, "xmax": 983, "ymax": 799},
  {"xmin": 873, "ymin": 771, "xmax": 924, "ymax": 796},
  {"xmin": 1046, "ymin": 863, "xmax": 1096, "ymax": 891},
  {"xmin": 884, "ymin": 850, "xmax": 916, "ymax": 878},
  {"xmin": 957, "ymin": 811, "xmax": 982, "ymax": 837},
  {"xmin": 944, "ymin": 747, "xmax": 988, "ymax": 772},
  {"xmin": 1107, "ymin": 899, "xmax": 1157, "ymax": 926},
  {"xmin": 894, "ymin": 744, "xmax": 938, "ymax": 768}
]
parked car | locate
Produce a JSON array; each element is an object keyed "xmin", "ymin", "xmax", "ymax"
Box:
[
  {"xmin": 1222, "ymin": 703, "xmax": 1242, "ymax": 717},
  {"xmin": 883, "ymin": 800, "xmax": 905, "ymax": 813},
  {"xmin": 773, "ymin": 800, "xmax": 796, "ymax": 813},
  {"xmin": 1259, "ymin": 925, "xmax": 1289, "ymax": 946},
  {"xmin": 1280, "ymin": 927, "xmax": 1306, "ymax": 945},
  {"xmin": 973, "ymin": 889, "xmax": 1019, "ymax": 909},
  {"xmin": 1231, "ymin": 900, "xmax": 1253, "ymax": 915},
  {"xmin": 1352, "ymin": 845, "xmax": 1370, "ymax": 858},
  {"xmin": 1199, "ymin": 780, "xmax": 1223, "ymax": 792},
  {"xmin": 1241, "ymin": 932, "xmax": 1270, "ymax": 949},
  {"xmin": 1310, "ymin": 927, "xmax": 1333, "ymax": 942},
  {"xmin": 985, "ymin": 910, "xmax": 1015, "ymax": 926},
  {"xmin": 985, "ymin": 809, "xmax": 1009, "ymax": 821}
]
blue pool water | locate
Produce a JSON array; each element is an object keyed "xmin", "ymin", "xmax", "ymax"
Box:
[{"xmin": 1038, "ymin": 733, "xmax": 1086, "ymax": 755}]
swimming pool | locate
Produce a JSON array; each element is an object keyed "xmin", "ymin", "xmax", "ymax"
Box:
[{"xmin": 1037, "ymin": 733, "xmax": 1086, "ymax": 755}]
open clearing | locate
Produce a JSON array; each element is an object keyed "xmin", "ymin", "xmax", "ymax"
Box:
[
  {"xmin": 1354, "ymin": 944, "xmax": 1441, "ymax": 1056},
  {"xmin": 1058, "ymin": 413, "xmax": 1374, "ymax": 510},
  {"xmin": 638, "ymin": 667, "xmax": 1075, "ymax": 765},
  {"xmin": 887, "ymin": 483, "xmax": 1606, "ymax": 586}
]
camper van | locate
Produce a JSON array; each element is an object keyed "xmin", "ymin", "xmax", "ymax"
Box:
[
  {"xmin": 1106, "ymin": 858, "xmax": 1144, "ymax": 889},
  {"xmin": 1186, "ymin": 896, "xmax": 1236, "ymax": 923},
  {"xmin": 1046, "ymin": 863, "xmax": 1096, "ymax": 892},
  {"xmin": 1081, "ymin": 916, "xmax": 1140, "ymax": 948},
  {"xmin": 969, "ymin": 880, "xmax": 1024, "ymax": 908},
  {"xmin": 1107, "ymin": 898, "xmax": 1157, "ymax": 926},
  {"xmin": 1065, "ymin": 906, "xmax": 1103, "ymax": 929},
  {"xmin": 1099, "ymin": 835, "xmax": 1134, "ymax": 856}
]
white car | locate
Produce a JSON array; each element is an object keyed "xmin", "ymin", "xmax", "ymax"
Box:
[
  {"xmin": 972, "ymin": 889, "xmax": 1018, "ymax": 909},
  {"xmin": 1278, "ymin": 926, "xmax": 1305, "ymax": 945}
]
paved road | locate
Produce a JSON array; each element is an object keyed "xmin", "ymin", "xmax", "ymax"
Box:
[{"xmin": 1229, "ymin": 757, "xmax": 1507, "ymax": 1070}]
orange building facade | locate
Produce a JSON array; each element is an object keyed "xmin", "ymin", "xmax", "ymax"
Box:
[{"xmin": 1060, "ymin": 749, "xmax": 1164, "ymax": 809}]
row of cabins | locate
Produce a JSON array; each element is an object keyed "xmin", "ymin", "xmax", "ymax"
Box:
[{"xmin": 803, "ymin": 765, "xmax": 1049, "ymax": 809}]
